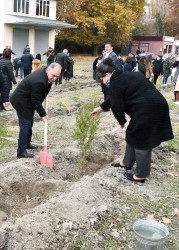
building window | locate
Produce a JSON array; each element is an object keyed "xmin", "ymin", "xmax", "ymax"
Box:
[
  {"xmin": 168, "ymin": 45, "xmax": 172, "ymax": 53},
  {"xmin": 36, "ymin": 0, "xmax": 49, "ymax": 17},
  {"xmin": 14, "ymin": 0, "xmax": 29, "ymax": 14}
]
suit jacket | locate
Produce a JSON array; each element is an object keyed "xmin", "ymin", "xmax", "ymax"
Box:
[
  {"xmin": 10, "ymin": 67, "xmax": 52, "ymax": 121},
  {"xmin": 55, "ymin": 53, "xmax": 67, "ymax": 71},
  {"xmin": 101, "ymin": 51, "xmax": 118, "ymax": 65},
  {"xmin": 21, "ymin": 53, "xmax": 34, "ymax": 70},
  {"xmin": 0, "ymin": 69, "xmax": 9, "ymax": 102}
]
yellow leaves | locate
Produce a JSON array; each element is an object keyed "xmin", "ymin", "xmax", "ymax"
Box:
[{"xmin": 56, "ymin": 0, "xmax": 147, "ymax": 46}]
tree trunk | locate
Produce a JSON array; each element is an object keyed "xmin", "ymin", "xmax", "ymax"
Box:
[{"xmin": 92, "ymin": 43, "xmax": 98, "ymax": 56}]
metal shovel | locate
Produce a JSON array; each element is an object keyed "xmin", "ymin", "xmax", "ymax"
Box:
[{"xmin": 40, "ymin": 97, "xmax": 53, "ymax": 168}]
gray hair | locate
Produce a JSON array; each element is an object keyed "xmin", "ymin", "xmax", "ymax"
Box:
[
  {"xmin": 48, "ymin": 62, "xmax": 62, "ymax": 70},
  {"xmin": 63, "ymin": 49, "xmax": 68, "ymax": 54}
]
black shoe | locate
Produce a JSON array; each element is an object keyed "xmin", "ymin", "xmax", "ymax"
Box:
[
  {"xmin": 26, "ymin": 144, "xmax": 38, "ymax": 149},
  {"xmin": 17, "ymin": 152, "xmax": 34, "ymax": 158},
  {"xmin": 111, "ymin": 162, "xmax": 131, "ymax": 170},
  {"xmin": 123, "ymin": 172, "xmax": 145, "ymax": 183}
]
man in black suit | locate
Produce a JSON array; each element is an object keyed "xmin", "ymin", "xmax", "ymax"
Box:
[
  {"xmin": 21, "ymin": 48, "xmax": 34, "ymax": 77},
  {"xmin": 10, "ymin": 63, "xmax": 61, "ymax": 158},
  {"xmin": 55, "ymin": 49, "xmax": 68, "ymax": 85}
]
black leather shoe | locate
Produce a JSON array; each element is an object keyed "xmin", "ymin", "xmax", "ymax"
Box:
[
  {"xmin": 111, "ymin": 162, "xmax": 131, "ymax": 170},
  {"xmin": 124, "ymin": 172, "xmax": 145, "ymax": 183},
  {"xmin": 26, "ymin": 144, "xmax": 38, "ymax": 149},
  {"xmin": 17, "ymin": 152, "xmax": 34, "ymax": 158}
]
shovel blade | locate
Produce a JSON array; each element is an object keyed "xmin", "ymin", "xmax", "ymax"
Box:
[{"xmin": 40, "ymin": 150, "xmax": 53, "ymax": 168}]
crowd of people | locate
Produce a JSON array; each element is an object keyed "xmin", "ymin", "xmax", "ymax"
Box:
[
  {"xmin": 93, "ymin": 45, "xmax": 179, "ymax": 104},
  {"xmin": 0, "ymin": 43, "xmax": 177, "ymax": 184}
]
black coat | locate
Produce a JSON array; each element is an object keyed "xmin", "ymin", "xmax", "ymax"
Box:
[
  {"xmin": 138, "ymin": 62, "xmax": 146, "ymax": 75},
  {"xmin": 63, "ymin": 56, "xmax": 74, "ymax": 79},
  {"xmin": 0, "ymin": 69, "xmax": 9, "ymax": 102},
  {"xmin": 100, "ymin": 70, "xmax": 174, "ymax": 150},
  {"xmin": 0, "ymin": 58, "xmax": 17, "ymax": 89},
  {"xmin": 10, "ymin": 67, "xmax": 52, "ymax": 121},
  {"xmin": 55, "ymin": 53, "xmax": 67, "ymax": 71},
  {"xmin": 21, "ymin": 53, "xmax": 34, "ymax": 70},
  {"xmin": 153, "ymin": 59, "xmax": 163, "ymax": 76}
]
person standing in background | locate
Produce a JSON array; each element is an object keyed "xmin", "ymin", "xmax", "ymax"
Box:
[
  {"xmin": 63, "ymin": 52, "xmax": 74, "ymax": 82},
  {"xmin": 145, "ymin": 54, "xmax": 153, "ymax": 80},
  {"xmin": 32, "ymin": 54, "xmax": 42, "ymax": 72},
  {"xmin": 101, "ymin": 42, "xmax": 118, "ymax": 65},
  {"xmin": 153, "ymin": 56, "xmax": 163, "ymax": 85},
  {"xmin": 4, "ymin": 46, "xmax": 16, "ymax": 60},
  {"xmin": 0, "ymin": 48, "xmax": 17, "ymax": 102},
  {"xmin": 43, "ymin": 47, "xmax": 54, "ymax": 66},
  {"xmin": 14, "ymin": 57, "xmax": 23, "ymax": 79},
  {"xmin": 23, "ymin": 45, "xmax": 29, "ymax": 54},
  {"xmin": 21, "ymin": 48, "xmax": 34, "ymax": 77},
  {"xmin": 138, "ymin": 56, "xmax": 146, "ymax": 76},
  {"xmin": 162, "ymin": 53, "xmax": 173, "ymax": 87},
  {"xmin": 55, "ymin": 49, "xmax": 68, "ymax": 85},
  {"xmin": 0, "ymin": 69, "xmax": 10, "ymax": 112},
  {"xmin": 124, "ymin": 57, "xmax": 133, "ymax": 72}
]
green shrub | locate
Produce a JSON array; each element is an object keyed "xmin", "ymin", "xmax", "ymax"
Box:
[{"xmin": 73, "ymin": 100, "xmax": 100, "ymax": 169}]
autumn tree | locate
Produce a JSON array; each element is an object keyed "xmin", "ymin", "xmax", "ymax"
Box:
[
  {"xmin": 56, "ymin": 0, "xmax": 147, "ymax": 55},
  {"xmin": 163, "ymin": 0, "xmax": 179, "ymax": 37}
]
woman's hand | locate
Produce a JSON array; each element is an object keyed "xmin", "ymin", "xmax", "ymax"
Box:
[{"xmin": 91, "ymin": 106, "xmax": 103, "ymax": 117}]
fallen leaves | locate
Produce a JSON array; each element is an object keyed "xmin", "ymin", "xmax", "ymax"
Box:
[
  {"xmin": 146, "ymin": 214, "xmax": 155, "ymax": 220},
  {"xmin": 162, "ymin": 217, "xmax": 171, "ymax": 224}
]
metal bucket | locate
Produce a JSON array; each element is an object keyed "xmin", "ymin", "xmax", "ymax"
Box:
[{"xmin": 133, "ymin": 219, "xmax": 169, "ymax": 250}]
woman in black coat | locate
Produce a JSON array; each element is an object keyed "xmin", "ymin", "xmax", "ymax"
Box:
[
  {"xmin": 63, "ymin": 52, "xmax": 74, "ymax": 81},
  {"xmin": 91, "ymin": 58, "xmax": 173, "ymax": 183},
  {"xmin": 0, "ymin": 69, "xmax": 10, "ymax": 111},
  {"xmin": 0, "ymin": 48, "xmax": 17, "ymax": 92},
  {"xmin": 153, "ymin": 56, "xmax": 163, "ymax": 85}
]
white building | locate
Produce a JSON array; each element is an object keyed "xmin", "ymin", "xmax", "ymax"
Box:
[{"xmin": 0, "ymin": 0, "xmax": 76, "ymax": 57}]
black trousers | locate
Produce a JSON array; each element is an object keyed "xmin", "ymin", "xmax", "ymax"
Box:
[
  {"xmin": 23, "ymin": 69, "xmax": 32, "ymax": 78},
  {"xmin": 123, "ymin": 143, "xmax": 152, "ymax": 178},
  {"xmin": 55, "ymin": 70, "xmax": 64, "ymax": 85},
  {"xmin": 154, "ymin": 74, "xmax": 159, "ymax": 85},
  {"xmin": 17, "ymin": 112, "xmax": 33, "ymax": 154}
]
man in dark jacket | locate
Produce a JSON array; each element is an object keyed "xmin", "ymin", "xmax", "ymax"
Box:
[
  {"xmin": 55, "ymin": 49, "xmax": 68, "ymax": 85},
  {"xmin": 91, "ymin": 58, "xmax": 174, "ymax": 183},
  {"xmin": 21, "ymin": 48, "xmax": 34, "ymax": 77},
  {"xmin": 10, "ymin": 63, "xmax": 61, "ymax": 158},
  {"xmin": 0, "ymin": 69, "xmax": 10, "ymax": 112}
]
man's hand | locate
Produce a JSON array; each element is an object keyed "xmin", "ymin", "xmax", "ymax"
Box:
[
  {"xmin": 42, "ymin": 115, "xmax": 48, "ymax": 122},
  {"xmin": 91, "ymin": 106, "xmax": 103, "ymax": 117},
  {"xmin": 3, "ymin": 102, "xmax": 9, "ymax": 107}
]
